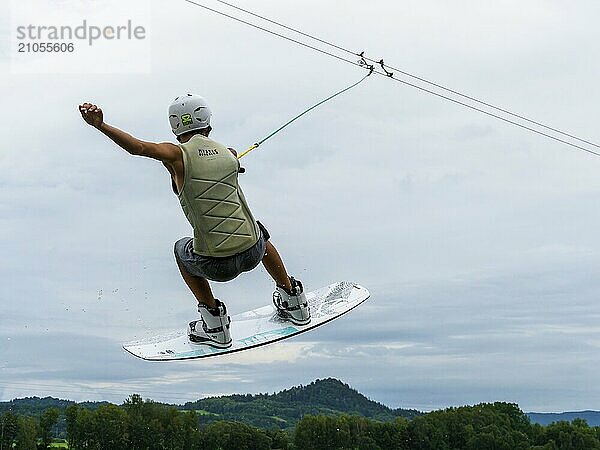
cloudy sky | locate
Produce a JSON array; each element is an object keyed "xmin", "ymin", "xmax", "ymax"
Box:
[{"xmin": 1, "ymin": 0, "xmax": 600, "ymax": 413}]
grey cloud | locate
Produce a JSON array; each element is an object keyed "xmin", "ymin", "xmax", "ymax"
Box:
[{"xmin": 2, "ymin": 0, "xmax": 600, "ymax": 415}]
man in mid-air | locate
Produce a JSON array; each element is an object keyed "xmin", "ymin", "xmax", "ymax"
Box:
[{"xmin": 79, "ymin": 94, "xmax": 310, "ymax": 348}]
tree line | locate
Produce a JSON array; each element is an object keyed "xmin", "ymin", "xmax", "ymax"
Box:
[{"xmin": 2, "ymin": 395, "xmax": 600, "ymax": 449}]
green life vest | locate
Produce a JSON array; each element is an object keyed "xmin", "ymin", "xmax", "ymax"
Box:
[{"xmin": 178, "ymin": 134, "xmax": 259, "ymax": 257}]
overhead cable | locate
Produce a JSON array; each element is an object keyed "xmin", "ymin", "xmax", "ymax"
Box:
[
  {"xmin": 182, "ymin": 0, "xmax": 600, "ymax": 158},
  {"xmin": 210, "ymin": 0, "xmax": 600, "ymax": 152}
]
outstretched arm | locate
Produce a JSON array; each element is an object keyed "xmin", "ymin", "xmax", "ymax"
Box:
[{"xmin": 79, "ymin": 102, "xmax": 180, "ymax": 163}]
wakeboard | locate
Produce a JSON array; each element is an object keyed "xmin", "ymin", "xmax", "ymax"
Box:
[{"xmin": 123, "ymin": 281, "xmax": 370, "ymax": 361}]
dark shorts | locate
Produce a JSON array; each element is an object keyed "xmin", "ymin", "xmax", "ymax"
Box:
[{"xmin": 174, "ymin": 221, "xmax": 270, "ymax": 282}]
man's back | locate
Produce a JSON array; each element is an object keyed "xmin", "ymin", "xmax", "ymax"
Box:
[{"xmin": 177, "ymin": 134, "xmax": 259, "ymax": 258}]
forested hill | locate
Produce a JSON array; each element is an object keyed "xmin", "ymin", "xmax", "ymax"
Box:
[
  {"xmin": 0, "ymin": 396, "xmax": 108, "ymax": 416},
  {"xmin": 0, "ymin": 378, "xmax": 419, "ymax": 429},
  {"xmin": 183, "ymin": 378, "xmax": 421, "ymax": 428},
  {"xmin": 5, "ymin": 380, "xmax": 600, "ymax": 430}
]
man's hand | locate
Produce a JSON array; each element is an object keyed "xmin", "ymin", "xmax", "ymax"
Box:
[
  {"xmin": 79, "ymin": 104, "xmax": 181, "ymax": 163},
  {"xmin": 228, "ymin": 147, "xmax": 246, "ymax": 173},
  {"xmin": 79, "ymin": 103, "xmax": 104, "ymax": 128}
]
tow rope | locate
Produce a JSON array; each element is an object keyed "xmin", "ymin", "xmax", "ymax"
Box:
[{"xmin": 237, "ymin": 58, "xmax": 375, "ymax": 160}]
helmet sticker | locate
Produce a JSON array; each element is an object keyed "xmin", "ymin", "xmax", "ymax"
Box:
[{"xmin": 181, "ymin": 114, "xmax": 193, "ymax": 126}]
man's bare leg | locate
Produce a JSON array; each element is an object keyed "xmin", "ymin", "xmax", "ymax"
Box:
[
  {"xmin": 264, "ymin": 240, "xmax": 310, "ymax": 325},
  {"xmin": 176, "ymin": 257, "xmax": 217, "ymax": 309},
  {"xmin": 177, "ymin": 256, "xmax": 231, "ymax": 346},
  {"xmin": 262, "ymin": 241, "xmax": 293, "ymax": 292}
]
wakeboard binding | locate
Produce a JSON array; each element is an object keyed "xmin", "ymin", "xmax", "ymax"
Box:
[
  {"xmin": 188, "ymin": 299, "xmax": 232, "ymax": 348},
  {"xmin": 273, "ymin": 277, "xmax": 311, "ymax": 326}
]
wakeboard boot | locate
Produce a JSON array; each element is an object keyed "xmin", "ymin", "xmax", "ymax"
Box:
[
  {"xmin": 188, "ymin": 299, "xmax": 232, "ymax": 348},
  {"xmin": 273, "ymin": 277, "xmax": 311, "ymax": 326}
]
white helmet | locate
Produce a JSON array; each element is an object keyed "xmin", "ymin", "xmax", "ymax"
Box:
[{"xmin": 168, "ymin": 94, "xmax": 212, "ymax": 136}]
